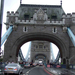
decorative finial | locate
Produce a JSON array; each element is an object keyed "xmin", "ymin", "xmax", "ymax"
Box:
[
  {"xmin": 60, "ymin": 0, "xmax": 62, "ymax": 6},
  {"xmin": 20, "ymin": 0, "xmax": 22, "ymax": 5}
]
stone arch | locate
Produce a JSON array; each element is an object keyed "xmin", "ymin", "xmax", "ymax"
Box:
[
  {"xmin": 35, "ymin": 54, "xmax": 46, "ymax": 58},
  {"xmin": 3, "ymin": 32, "xmax": 68, "ymax": 62},
  {"xmin": 33, "ymin": 54, "xmax": 47, "ymax": 63}
]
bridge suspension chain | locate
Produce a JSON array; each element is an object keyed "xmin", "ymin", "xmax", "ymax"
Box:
[
  {"xmin": 67, "ymin": 27, "xmax": 75, "ymax": 46},
  {"xmin": 25, "ymin": 42, "xmax": 31, "ymax": 61},
  {"xmin": 54, "ymin": 27, "xmax": 75, "ymax": 64},
  {"xmin": 1, "ymin": 25, "xmax": 13, "ymax": 46}
]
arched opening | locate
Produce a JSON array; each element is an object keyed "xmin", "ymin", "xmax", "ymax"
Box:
[
  {"xmin": 15, "ymin": 33, "xmax": 66, "ymax": 62},
  {"xmin": 21, "ymin": 41, "xmax": 59, "ymax": 64},
  {"xmin": 3, "ymin": 32, "xmax": 67, "ymax": 64}
]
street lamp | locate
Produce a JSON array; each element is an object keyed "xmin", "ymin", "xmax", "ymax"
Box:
[{"xmin": 0, "ymin": 0, "xmax": 4, "ymax": 55}]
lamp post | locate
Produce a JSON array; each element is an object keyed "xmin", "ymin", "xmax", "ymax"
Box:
[{"xmin": 0, "ymin": 0, "xmax": 4, "ymax": 55}]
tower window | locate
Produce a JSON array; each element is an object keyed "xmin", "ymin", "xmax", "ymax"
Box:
[
  {"xmin": 36, "ymin": 45, "xmax": 38, "ymax": 48},
  {"xmin": 51, "ymin": 13, "xmax": 57, "ymax": 20},
  {"xmin": 52, "ymin": 27, "xmax": 57, "ymax": 33},
  {"xmin": 24, "ymin": 14, "xmax": 30, "ymax": 20},
  {"xmin": 44, "ymin": 46, "xmax": 46, "ymax": 49},
  {"xmin": 25, "ymin": 27, "xmax": 26, "ymax": 31},
  {"xmin": 51, "ymin": 15, "xmax": 57, "ymax": 20},
  {"xmin": 54, "ymin": 27, "xmax": 56, "ymax": 32},
  {"xmin": 23, "ymin": 26, "xmax": 28, "ymax": 32},
  {"xmin": 39, "ymin": 45, "xmax": 43, "ymax": 48}
]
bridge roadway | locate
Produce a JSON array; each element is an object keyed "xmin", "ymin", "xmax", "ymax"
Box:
[
  {"xmin": 23, "ymin": 66, "xmax": 50, "ymax": 75},
  {"xmin": 22, "ymin": 66, "xmax": 75, "ymax": 75},
  {"xmin": 1, "ymin": 65, "xmax": 75, "ymax": 75}
]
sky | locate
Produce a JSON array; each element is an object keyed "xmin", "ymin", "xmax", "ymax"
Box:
[{"xmin": 1, "ymin": 0, "xmax": 75, "ymax": 59}]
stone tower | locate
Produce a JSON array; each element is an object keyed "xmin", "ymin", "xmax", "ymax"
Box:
[{"xmin": 30, "ymin": 41, "xmax": 50, "ymax": 64}]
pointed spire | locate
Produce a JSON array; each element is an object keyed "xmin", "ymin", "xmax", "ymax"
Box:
[
  {"xmin": 60, "ymin": 0, "xmax": 62, "ymax": 6},
  {"xmin": 20, "ymin": 0, "xmax": 22, "ymax": 5}
]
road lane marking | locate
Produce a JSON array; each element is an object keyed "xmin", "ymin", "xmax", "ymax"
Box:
[
  {"xmin": 26, "ymin": 67, "xmax": 37, "ymax": 75},
  {"xmin": 26, "ymin": 66, "xmax": 44, "ymax": 75}
]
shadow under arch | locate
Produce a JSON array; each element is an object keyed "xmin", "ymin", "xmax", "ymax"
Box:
[
  {"xmin": 34, "ymin": 54, "xmax": 47, "ymax": 59},
  {"xmin": 35, "ymin": 54, "xmax": 47, "ymax": 58},
  {"xmin": 13, "ymin": 32, "xmax": 67, "ymax": 60},
  {"xmin": 32, "ymin": 54, "xmax": 47, "ymax": 63}
]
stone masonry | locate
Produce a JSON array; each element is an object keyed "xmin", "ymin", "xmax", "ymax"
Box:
[{"xmin": 3, "ymin": 4, "xmax": 75, "ymax": 65}]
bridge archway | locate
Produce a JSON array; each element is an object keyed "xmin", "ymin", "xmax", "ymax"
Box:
[
  {"xmin": 3, "ymin": 32, "xmax": 68, "ymax": 63},
  {"xmin": 33, "ymin": 54, "xmax": 47, "ymax": 63}
]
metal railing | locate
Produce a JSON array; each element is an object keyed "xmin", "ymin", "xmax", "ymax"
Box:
[{"xmin": 18, "ymin": 49, "xmax": 25, "ymax": 62}]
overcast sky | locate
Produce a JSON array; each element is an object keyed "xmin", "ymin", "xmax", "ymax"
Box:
[{"xmin": 1, "ymin": 0, "xmax": 75, "ymax": 58}]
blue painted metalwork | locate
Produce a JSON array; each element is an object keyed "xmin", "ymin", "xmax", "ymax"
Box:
[
  {"xmin": 50, "ymin": 43, "xmax": 55, "ymax": 61},
  {"xmin": 18, "ymin": 49, "xmax": 25, "ymax": 62},
  {"xmin": 25, "ymin": 42, "xmax": 31, "ymax": 61},
  {"xmin": 54, "ymin": 51, "xmax": 60, "ymax": 64},
  {"xmin": 67, "ymin": 28, "xmax": 75, "ymax": 46},
  {"xmin": 1, "ymin": 25, "xmax": 13, "ymax": 46},
  {"xmin": 1, "ymin": 25, "xmax": 30, "ymax": 62},
  {"xmin": 51, "ymin": 43, "xmax": 60, "ymax": 64},
  {"xmin": 54, "ymin": 28, "xmax": 75, "ymax": 63},
  {"xmin": 3, "ymin": 27, "xmax": 74, "ymax": 63}
]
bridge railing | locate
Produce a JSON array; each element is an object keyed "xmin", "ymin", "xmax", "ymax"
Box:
[
  {"xmin": 25, "ymin": 42, "xmax": 31, "ymax": 61},
  {"xmin": 18, "ymin": 49, "xmax": 25, "ymax": 62},
  {"xmin": 69, "ymin": 64, "xmax": 75, "ymax": 69}
]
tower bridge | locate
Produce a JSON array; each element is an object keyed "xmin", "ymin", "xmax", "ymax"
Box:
[
  {"xmin": 1, "ymin": 3, "xmax": 75, "ymax": 66},
  {"xmin": 30, "ymin": 41, "xmax": 50, "ymax": 64}
]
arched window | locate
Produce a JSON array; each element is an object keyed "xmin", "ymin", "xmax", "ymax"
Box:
[
  {"xmin": 63, "ymin": 58, "xmax": 66, "ymax": 64},
  {"xmin": 51, "ymin": 15, "xmax": 57, "ymax": 20},
  {"xmin": 23, "ymin": 26, "xmax": 28, "ymax": 32},
  {"xmin": 24, "ymin": 13, "xmax": 30, "ymax": 20},
  {"xmin": 51, "ymin": 12, "xmax": 57, "ymax": 20},
  {"xmin": 52, "ymin": 27, "xmax": 57, "ymax": 33}
]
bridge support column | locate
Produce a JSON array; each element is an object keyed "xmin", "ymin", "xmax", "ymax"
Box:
[
  {"xmin": 3, "ymin": 56, "xmax": 17, "ymax": 63},
  {"xmin": 47, "ymin": 60, "xmax": 49, "ymax": 64},
  {"xmin": 66, "ymin": 57, "xmax": 70, "ymax": 69},
  {"xmin": 61, "ymin": 58, "xmax": 66, "ymax": 64},
  {"xmin": 61, "ymin": 58, "xmax": 67, "ymax": 64},
  {"xmin": 61, "ymin": 58, "xmax": 70, "ymax": 69}
]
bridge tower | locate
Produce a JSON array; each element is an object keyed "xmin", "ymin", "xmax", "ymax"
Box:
[
  {"xmin": 3, "ymin": 3, "xmax": 75, "ymax": 67},
  {"xmin": 30, "ymin": 41, "xmax": 50, "ymax": 64}
]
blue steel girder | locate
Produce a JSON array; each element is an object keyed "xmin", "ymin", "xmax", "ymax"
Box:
[
  {"xmin": 50, "ymin": 43, "xmax": 55, "ymax": 61},
  {"xmin": 54, "ymin": 51, "xmax": 60, "ymax": 63},
  {"xmin": 54, "ymin": 27, "xmax": 75, "ymax": 63},
  {"xmin": 67, "ymin": 28, "xmax": 75, "ymax": 46},
  {"xmin": 25, "ymin": 42, "xmax": 31, "ymax": 61},
  {"xmin": 1, "ymin": 25, "xmax": 13, "ymax": 46},
  {"xmin": 19, "ymin": 49, "xmax": 25, "ymax": 61}
]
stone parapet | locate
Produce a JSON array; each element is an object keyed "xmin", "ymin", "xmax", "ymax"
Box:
[
  {"xmin": 6, "ymin": 11, "xmax": 65, "ymax": 25},
  {"xmin": 7, "ymin": 11, "xmax": 19, "ymax": 17},
  {"xmin": 62, "ymin": 13, "xmax": 75, "ymax": 24}
]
